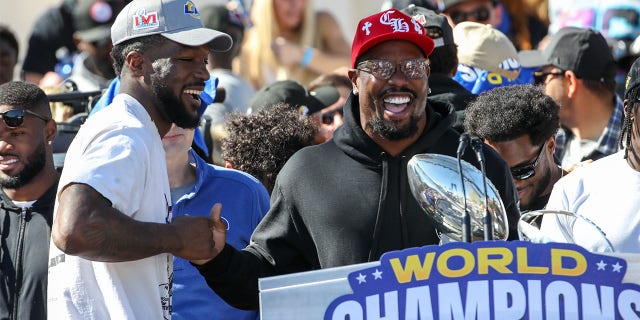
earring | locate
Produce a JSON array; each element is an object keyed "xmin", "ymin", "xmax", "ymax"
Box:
[
  {"xmin": 428, "ymin": 88, "xmax": 432, "ymax": 94},
  {"xmin": 48, "ymin": 141, "xmax": 52, "ymax": 145},
  {"xmin": 353, "ymin": 87, "xmax": 358, "ymax": 95}
]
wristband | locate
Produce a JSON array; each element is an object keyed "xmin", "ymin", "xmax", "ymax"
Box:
[{"xmin": 300, "ymin": 46, "xmax": 314, "ymax": 67}]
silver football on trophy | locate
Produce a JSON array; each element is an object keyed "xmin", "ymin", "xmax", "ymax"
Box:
[{"xmin": 407, "ymin": 153, "xmax": 508, "ymax": 241}]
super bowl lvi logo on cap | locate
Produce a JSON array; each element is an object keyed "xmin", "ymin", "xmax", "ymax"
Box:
[
  {"xmin": 351, "ymin": 9, "xmax": 434, "ymax": 67},
  {"xmin": 133, "ymin": 9, "xmax": 159, "ymax": 30}
]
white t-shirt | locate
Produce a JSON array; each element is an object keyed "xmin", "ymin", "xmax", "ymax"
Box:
[
  {"xmin": 48, "ymin": 94, "xmax": 173, "ymax": 319},
  {"xmin": 540, "ymin": 151, "xmax": 640, "ymax": 253}
]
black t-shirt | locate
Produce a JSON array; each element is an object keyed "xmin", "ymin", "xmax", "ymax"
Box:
[{"xmin": 21, "ymin": 0, "xmax": 77, "ymax": 75}]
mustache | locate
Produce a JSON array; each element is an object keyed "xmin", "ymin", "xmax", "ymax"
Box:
[
  {"xmin": 0, "ymin": 153, "xmax": 19, "ymax": 158},
  {"xmin": 376, "ymin": 87, "xmax": 417, "ymax": 100},
  {"xmin": 183, "ymin": 82, "xmax": 206, "ymax": 90}
]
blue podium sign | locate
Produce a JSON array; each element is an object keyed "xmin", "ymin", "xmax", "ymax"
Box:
[{"xmin": 260, "ymin": 241, "xmax": 640, "ymax": 319}]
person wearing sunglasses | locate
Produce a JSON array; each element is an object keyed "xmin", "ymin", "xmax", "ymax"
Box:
[
  {"xmin": 308, "ymin": 73, "xmax": 352, "ymax": 143},
  {"xmin": 191, "ymin": 9, "xmax": 521, "ymax": 311},
  {"xmin": 464, "ymin": 84, "xmax": 567, "ymax": 212},
  {"xmin": 0, "ymin": 81, "xmax": 58, "ymax": 320},
  {"xmin": 440, "ymin": 0, "xmax": 501, "ymax": 28},
  {"xmin": 519, "ymin": 27, "xmax": 621, "ymax": 171},
  {"xmin": 539, "ymin": 56, "xmax": 640, "ymax": 254}
]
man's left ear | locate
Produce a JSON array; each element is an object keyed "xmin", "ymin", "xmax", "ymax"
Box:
[{"xmin": 45, "ymin": 119, "xmax": 57, "ymax": 145}]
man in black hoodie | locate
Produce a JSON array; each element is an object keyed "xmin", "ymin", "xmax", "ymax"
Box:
[
  {"xmin": 194, "ymin": 9, "xmax": 520, "ymax": 310},
  {"xmin": 0, "ymin": 81, "xmax": 58, "ymax": 319}
]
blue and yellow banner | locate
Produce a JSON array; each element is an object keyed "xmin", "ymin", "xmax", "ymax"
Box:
[{"xmin": 325, "ymin": 241, "xmax": 640, "ymax": 319}]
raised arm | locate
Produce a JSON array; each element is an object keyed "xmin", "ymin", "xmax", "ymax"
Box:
[{"xmin": 51, "ymin": 183, "xmax": 218, "ymax": 262}]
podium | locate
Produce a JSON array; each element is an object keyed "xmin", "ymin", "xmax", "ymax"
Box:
[
  {"xmin": 259, "ymin": 241, "xmax": 640, "ymax": 319},
  {"xmin": 260, "ymin": 262, "xmax": 379, "ymax": 320}
]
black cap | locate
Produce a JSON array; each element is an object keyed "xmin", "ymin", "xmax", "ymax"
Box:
[
  {"xmin": 74, "ymin": 0, "xmax": 125, "ymax": 42},
  {"xmin": 401, "ymin": 5, "xmax": 453, "ymax": 48},
  {"xmin": 247, "ymin": 80, "xmax": 340, "ymax": 115},
  {"xmin": 199, "ymin": 4, "xmax": 245, "ymax": 32},
  {"xmin": 625, "ymin": 57, "xmax": 640, "ymax": 100},
  {"xmin": 519, "ymin": 27, "xmax": 617, "ymax": 83}
]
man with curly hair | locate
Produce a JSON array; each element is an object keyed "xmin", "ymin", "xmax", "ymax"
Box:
[
  {"xmin": 464, "ymin": 84, "xmax": 565, "ymax": 211},
  {"xmin": 221, "ymin": 103, "xmax": 317, "ymax": 193}
]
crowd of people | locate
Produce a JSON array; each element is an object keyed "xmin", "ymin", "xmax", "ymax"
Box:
[{"xmin": 1, "ymin": 0, "xmax": 640, "ymax": 318}]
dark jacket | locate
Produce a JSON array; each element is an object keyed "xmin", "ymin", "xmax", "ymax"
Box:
[
  {"xmin": 0, "ymin": 183, "xmax": 57, "ymax": 320},
  {"xmin": 196, "ymin": 94, "xmax": 520, "ymax": 310},
  {"xmin": 428, "ymin": 73, "xmax": 477, "ymax": 133}
]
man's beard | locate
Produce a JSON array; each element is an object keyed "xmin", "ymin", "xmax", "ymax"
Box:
[
  {"xmin": 150, "ymin": 67, "xmax": 200, "ymax": 129},
  {"xmin": 520, "ymin": 164, "xmax": 552, "ymax": 211},
  {"xmin": 366, "ymin": 87, "xmax": 421, "ymax": 140},
  {"xmin": 0, "ymin": 142, "xmax": 47, "ymax": 189},
  {"xmin": 368, "ymin": 114, "xmax": 421, "ymax": 140}
]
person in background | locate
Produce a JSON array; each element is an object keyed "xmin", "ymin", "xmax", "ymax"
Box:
[
  {"xmin": 199, "ymin": 4, "xmax": 255, "ymax": 165},
  {"xmin": 0, "ymin": 81, "xmax": 58, "ymax": 320},
  {"xmin": 499, "ymin": 0, "xmax": 547, "ymax": 50},
  {"xmin": 307, "ymin": 73, "xmax": 351, "ymax": 143},
  {"xmin": 21, "ymin": 0, "xmax": 77, "ymax": 85},
  {"xmin": 464, "ymin": 84, "xmax": 565, "ymax": 212},
  {"xmin": 439, "ymin": 0, "xmax": 546, "ymax": 50},
  {"xmin": 221, "ymin": 102, "xmax": 316, "ymax": 194},
  {"xmin": 163, "ymin": 123, "xmax": 269, "ymax": 320},
  {"xmin": 519, "ymin": 27, "xmax": 621, "ymax": 170},
  {"xmin": 192, "ymin": 9, "xmax": 520, "ymax": 310},
  {"xmin": 402, "ymin": 5, "xmax": 475, "ymax": 132},
  {"xmin": 46, "ymin": 0, "xmax": 233, "ymax": 318},
  {"xmin": 539, "ymin": 57, "xmax": 640, "ymax": 254},
  {"xmin": 238, "ymin": 0, "xmax": 351, "ymax": 89},
  {"xmin": 245, "ymin": 79, "xmax": 340, "ymax": 144},
  {"xmin": 452, "ymin": 21, "xmax": 531, "ymax": 95},
  {"xmin": 439, "ymin": 0, "xmax": 502, "ymax": 29},
  {"xmin": 65, "ymin": 0, "xmax": 125, "ymax": 92},
  {"xmin": 0, "ymin": 25, "xmax": 19, "ymax": 85}
]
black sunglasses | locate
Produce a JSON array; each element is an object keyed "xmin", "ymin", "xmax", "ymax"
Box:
[
  {"xmin": 0, "ymin": 109, "xmax": 49, "ymax": 128},
  {"xmin": 450, "ymin": 6, "xmax": 491, "ymax": 24},
  {"xmin": 321, "ymin": 109, "xmax": 344, "ymax": 125},
  {"xmin": 510, "ymin": 142, "xmax": 547, "ymax": 180},
  {"xmin": 533, "ymin": 70, "xmax": 565, "ymax": 85}
]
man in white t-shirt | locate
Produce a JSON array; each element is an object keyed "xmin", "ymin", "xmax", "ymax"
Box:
[
  {"xmin": 47, "ymin": 0, "xmax": 233, "ymax": 319},
  {"xmin": 539, "ymin": 57, "xmax": 640, "ymax": 254}
]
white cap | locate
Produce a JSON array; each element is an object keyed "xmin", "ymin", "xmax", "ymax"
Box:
[
  {"xmin": 454, "ymin": 21, "xmax": 520, "ymax": 80},
  {"xmin": 111, "ymin": 0, "xmax": 232, "ymax": 51}
]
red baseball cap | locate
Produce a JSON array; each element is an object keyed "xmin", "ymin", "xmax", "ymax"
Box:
[{"xmin": 351, "ymin": 9, "xmax": 435, "ymax": 67}]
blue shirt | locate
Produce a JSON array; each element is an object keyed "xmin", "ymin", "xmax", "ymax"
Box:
[{"xmin": 171, "ymin": 150, "xmax": 270, "ymax": 320}]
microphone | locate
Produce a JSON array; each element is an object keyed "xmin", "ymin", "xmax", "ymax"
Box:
[
  {"xmin": 457, "ymin": 133, "xmax": 470, "ymax": 156},
  {"xmin": 457, "ymin": 133, "xmax": 472, "ymax": 243},
  {"xmin": 470, "ymin": 136, "xmax": 492, "ymax": 241}
]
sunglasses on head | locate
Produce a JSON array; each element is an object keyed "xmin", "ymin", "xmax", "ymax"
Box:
[
  {"xmin": 510, "ymin": 141, "xmax": 547, "ymax": 180},
  {"xmin": 321, "ymin": 109, "xmax": 343, "ymax": 125},
  {"xmin": 449, "ymin": 6, "xmax": 491, "ymax": 24},
  {"xmin": 0, "ymin": 109, "xmax": 49, "ymax": 128}
]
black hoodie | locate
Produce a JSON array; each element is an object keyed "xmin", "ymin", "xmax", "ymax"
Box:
[
  {"xmin": 0, "ymin": 183, "xmax": 57, "ymax": 320},
  {"xmin": 196, "ymin": 94, "xmax": 520, "ymax": 310}
]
